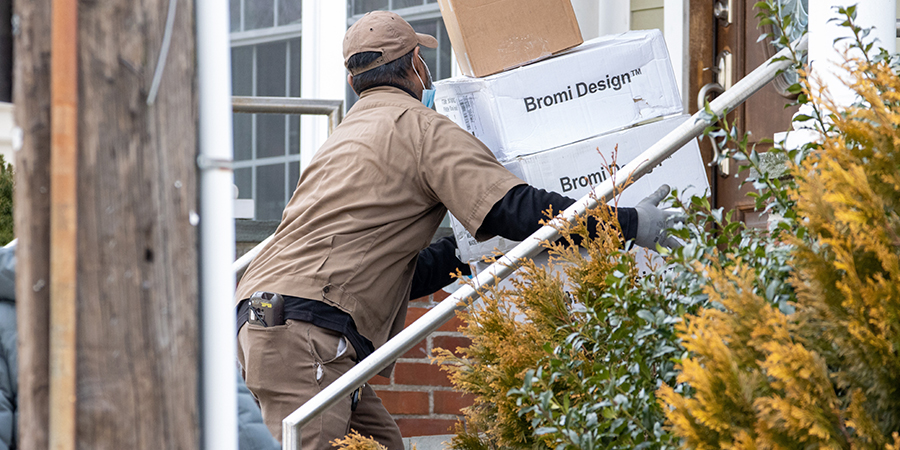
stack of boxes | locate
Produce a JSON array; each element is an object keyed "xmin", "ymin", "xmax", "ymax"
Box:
[
  {"xmin": 376, "ymin": 3, "xmax": 711, "ymax": 436},
  {"xmin": 435, "ymin": 0, "xmax": 709, "ymax": 263}
]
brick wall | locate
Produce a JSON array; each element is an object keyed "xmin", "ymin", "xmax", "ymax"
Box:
[{"xmin": 369, "ymin": 289, "xmax": 476, "ymax": 438}]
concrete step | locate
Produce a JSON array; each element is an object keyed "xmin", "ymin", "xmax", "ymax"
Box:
[{"xmin": 402, "ymin": 435, "xmax": 454, "ymax": 450}]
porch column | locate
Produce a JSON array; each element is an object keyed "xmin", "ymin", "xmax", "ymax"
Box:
[
  {"xmin": 300, "ymin": 0, "xmax": 347, "ymax": 171},
  {"xmin": 808, "ymin": 0, "xmax": 895, "ymax": 108},
  {"xmin": 782, "ymin": 0, "xmax": 895, "ymax": 150},
  {"xmin": 572, "ymin": 0, "xmax": 630, "ymax": 40}
]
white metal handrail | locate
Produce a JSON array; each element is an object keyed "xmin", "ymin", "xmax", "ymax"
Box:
[
  {"xmin": 231, "ymin": 96, "xmax": 344, "ymax": 135},
  {"xmin": 274, "ymin": 35, "xmax": 808, "ymax": 449}
]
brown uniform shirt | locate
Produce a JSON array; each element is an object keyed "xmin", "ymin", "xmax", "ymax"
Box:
[{"xmin": 235, "ymin": 86, "xmax": 524, "ymax": 349}]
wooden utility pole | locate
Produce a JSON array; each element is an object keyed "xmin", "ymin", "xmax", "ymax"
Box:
[
  {"xmin": 15, "ymin": 0, "xmax": 201, "ymax": 447},
  {"xmin": 49, "ymin": 0, "xmax": 79, "ymax": 446},
  {"xmin": 14, "ymin": 0, "xmax": 52, "ymax": 447}
]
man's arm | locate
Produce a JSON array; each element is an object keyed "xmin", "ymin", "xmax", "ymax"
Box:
[
  {"xmin": 477, "ymin": 184, "xmax": 681, "ymax": 250},
  {"xmin": 408, "ymin": 184, "xmax": 682, "ymax": 300},
  {"xmin": 410, "ymin": 236, "xmax": 470, "ymax": 300},
  {"xmin": 476, "ymin": 184, "xmax": 637, "ymax": 243}
]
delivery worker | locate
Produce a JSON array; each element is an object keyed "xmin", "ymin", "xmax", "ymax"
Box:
[{"xmin": 234, "ymin": 10, "xmax": 681, "ymax": 449}]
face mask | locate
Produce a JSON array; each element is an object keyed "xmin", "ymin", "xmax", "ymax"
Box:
[{"xmin": 413, "ymin": 55, "xmax": 436, "ymax": 109}]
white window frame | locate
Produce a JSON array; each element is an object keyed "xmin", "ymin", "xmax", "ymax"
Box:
[{"xmin": 230, "ymin": 2, "xmax": 304, "ymax": 220}]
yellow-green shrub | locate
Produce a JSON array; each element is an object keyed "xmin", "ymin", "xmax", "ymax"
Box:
[
  {"xmin": 433, "ymin": 203, "xmax": 634, "ymax": 449},
  {"xmin": 659, "ymin": 7, "xmax": 900, "ymax": 449}
]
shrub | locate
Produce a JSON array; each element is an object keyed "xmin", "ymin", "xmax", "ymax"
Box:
[
  {"xmin": 659, "ymin": 6, "xmax": 900, "ymax": 449},
  {"xmin": 433, "ymin": 203, "xmax": 632, "ymax": 449},
  {"xmin": 0, "ymin": 154, "xmax": 13, "ymax": 245}
]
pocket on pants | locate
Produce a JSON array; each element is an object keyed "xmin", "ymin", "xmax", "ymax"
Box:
[
  {"xmin": 306, "ymin": 326, "xmax": 356, "ymax": 385},
  {"xmin": 241, "ymin": 320, "xmax": 304, "ymax": 398}
]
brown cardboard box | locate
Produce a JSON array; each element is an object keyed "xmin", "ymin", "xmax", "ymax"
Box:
[{"xmin": 438, "ymin": 0, "xmax": 583, "ymax": 77}]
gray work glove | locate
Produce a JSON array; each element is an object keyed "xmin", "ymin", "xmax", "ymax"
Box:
[{"xmin": 634, "ymin": 185, "xmax": 683, "ymax": 251}]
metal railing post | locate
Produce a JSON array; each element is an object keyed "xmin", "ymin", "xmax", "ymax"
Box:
[
  {"xmin": 198, "ymin": 0, "xmax": 237, "ymax": 444},
  {"xmin": 274, "ymin": 35, "xmax": 807, "ymax": 449}
]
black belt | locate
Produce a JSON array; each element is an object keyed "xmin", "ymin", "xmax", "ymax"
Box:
[{"xmin": 236, "ymin": 295, "xmax": 375, "ymax": 362}]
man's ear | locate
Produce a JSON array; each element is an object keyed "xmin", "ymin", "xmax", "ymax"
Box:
[
  {"xmin": 347, "ymin": 74, "xmax": 356, "ymax": 94},
  {"xmin": 411, "ymin": 46, "xmax": 424, "ymax": 80}
]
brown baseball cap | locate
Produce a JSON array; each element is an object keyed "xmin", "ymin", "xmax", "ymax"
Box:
[{"xmin": 343, "ymin": 11, "xmax": 438, "ymax": 76}]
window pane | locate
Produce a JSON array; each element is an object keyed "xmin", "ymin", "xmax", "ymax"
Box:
[
  {"xmin": 257, "ymin": 41, "xmax": 287, "ymax": 97},
  {"xmin": 411, "ymin": 20, "xmax": 438, "ymax": 76},
  {"xmin": 346, "ymin": 81, "xmax": 359, "ymax": 111},
  {"xmin": 393, "ymin": 0, "xmax": 423, "ymax": 9},
  {"xmin": 230, "ymin": 0, "xmax": 241, "ymax": 32},
  {"xmin": 352, "ymin": 0, "xmax": 389, "ymax": 16},
  {"xmin": 256, "ymin": 114, "xmax": 286, "ymax": 158},
  {"xmin": 245, "ymin": 0, "xmax": 275, "ymax": 30},
  {"xmin": 288, "ymin": 115, "xmax": 299, "ymax": 155},
  {"xmin": 289, "ymin": 38, "xmax": 301, "ymax": 98},
  {"xmin": 411, "ymin": 19, "xmax": 452, "ymax": 81},
  {"xmin": 231, "ymin": 46, "xmax": 253, "ymax": 96},
  {"xmin": 289, "ymin": 161, "xmax": 300, "ymax": 193},
  {"xmin": 278, "ymin": 0, "xmax": 302, "ymax": 26},
  {"xmin": 256, "ymin": 164, "xmax": 286, "ymax": 221},
  {"xmin": 235, "ymin": 167, "xmax": 252, "ymax": 199},
  {"xmin": 437, "ymin": 20, "xmax": 452, "ymax": 80},
  {"xmin": 233, "ymin": 113, "xmax": 252, "ymax": 161}
]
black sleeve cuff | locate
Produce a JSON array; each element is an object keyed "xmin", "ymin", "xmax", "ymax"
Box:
[
  {"xmin": 477, "ymin": 184, "xmax": 638, "ymax": 245},
  {"xmin": 410, "ymin": 236, "xmax": 471, "ymax": 300}
]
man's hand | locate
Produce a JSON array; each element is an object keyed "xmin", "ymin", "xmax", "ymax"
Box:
[{"xmin": 634, "ymin": 184, "xmax": 683, "ymax": 251}]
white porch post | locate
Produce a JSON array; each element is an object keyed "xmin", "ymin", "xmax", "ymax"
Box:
[
  {"xmin": 664, "ymin": 0, "xmax": 688, "ymax": 109},
  {"xmin": 571, "ymin": 0, "xmax": 630, "ymax": 40},
  {"xmin": 300, "ymin": 0, "xmax": 348, "ymax": 171},
  {"xmin": 808, "ymin": 0, "xmax": 896, "ymax": 108},
  {"xmin": 570, "ymin": 0, "xmax": 600, "ymax": 39},
  {"xmin": 781, "ymin": 0, "xmax": 896, "ymax": 150},
  {"xmin": 598, "ymin": 0, "xmax": 631, "ymax": 36}
]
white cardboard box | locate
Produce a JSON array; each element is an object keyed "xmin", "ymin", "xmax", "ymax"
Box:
[
  {"xmin": 434, "ymin": 29, "xmax": 682, "ymax": 162},
  {"xmin": 451, "ymin": 114, "xmax": 709, "ymax": 263}
]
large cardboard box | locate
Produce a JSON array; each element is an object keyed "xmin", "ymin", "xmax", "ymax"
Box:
[
  {"xmin": 437, "ymin": 0, "xmax": 583, "ymax": 78},
  {"xmin": 451, "ymin": 114, "xmax": 709, "ymax": 263},
  {"xmin": 435, "ymin": 30, "xmax": 683, "ymax": 162}
]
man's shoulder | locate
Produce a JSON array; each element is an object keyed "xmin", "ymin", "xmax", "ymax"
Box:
[{"xmin": 423, "ymin": 110, "xmax": 483, "ymax": 144}]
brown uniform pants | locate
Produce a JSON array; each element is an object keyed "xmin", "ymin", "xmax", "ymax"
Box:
[{"xmin": 238, "ymin": 320, "xmax": 403, "ymax": 449}]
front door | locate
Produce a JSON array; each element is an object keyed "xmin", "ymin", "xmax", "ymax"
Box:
[{"xmin": 688, "ymin": 0, "xmax": 804, "ymax": 227}]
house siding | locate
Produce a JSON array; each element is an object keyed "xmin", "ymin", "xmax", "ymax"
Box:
[{"xmin": 632, "ymin": 0, "xmax": 664, "ymax": 32}]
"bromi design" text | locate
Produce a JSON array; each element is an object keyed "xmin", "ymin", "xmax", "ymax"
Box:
[{"xmin": 524, "ymin": 68, "xmax": 643, "ymax": 113}]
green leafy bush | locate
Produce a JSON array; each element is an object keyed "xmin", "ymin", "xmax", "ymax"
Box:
[
  {"xmin": 434, "ymin": 4, "xmax": 900, "ymax": 450},
  {"xmin": 0, "ymin": 154, "xmax": 14, "ymax": 245},
  {"xmin": 434, "ymin": 179, "xmax": 803, "ymax": 450},
  {"xmin": 659, "ymin": 5, "xmax": 900, "ymax": 449}
]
